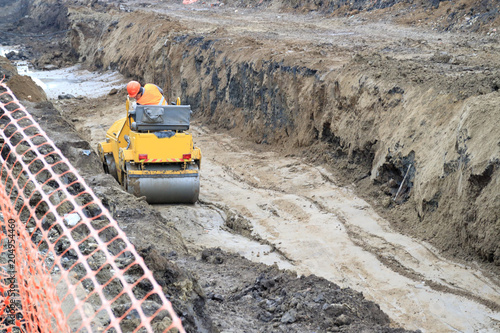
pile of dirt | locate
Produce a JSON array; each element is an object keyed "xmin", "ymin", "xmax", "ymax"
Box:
[
  {"xmin": 0, "ymin": 56, "xmax": 47, "ymax": 102},
  {"xmin": 0, "ymin": 57, "xmax": 17, "ymax": 79},
  {"xmin": 5, "ymin": 73, "xmax": 47, "ymax": 102},
  {"xmin": 177, "ymin": 247, "xmax": 413, "ymax": 333}
]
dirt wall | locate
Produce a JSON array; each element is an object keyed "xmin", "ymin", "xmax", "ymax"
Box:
[
  {"xmin": 22, "ymin": 0, "xmax": 69, "ymax": 33},
  {"xmin": 0, "ymin": 0, "xmax": 29, "ymax": 24},
  {"xmin": 0, "ymin": 57, "xmax": 418, "ymax": 333},
  {"xmin": 62, "ymin": 5, "xmax": 500, "ymax": 269}
]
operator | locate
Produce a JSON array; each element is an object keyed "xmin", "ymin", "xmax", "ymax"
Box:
[{"xmin": 126, "ymin": 81, "xmax": 167, "ymax": 105}]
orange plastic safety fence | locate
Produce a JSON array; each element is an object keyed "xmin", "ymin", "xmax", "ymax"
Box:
[{"xmin": 0, "ymin": 81, "xmax": 185, "ymax": 333}]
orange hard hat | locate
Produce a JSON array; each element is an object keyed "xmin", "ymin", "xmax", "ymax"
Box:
[{"xmin": 127, "ymin": 81, "xmax": 141, "ymax": 97}]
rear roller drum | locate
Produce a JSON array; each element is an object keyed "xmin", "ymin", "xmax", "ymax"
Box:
[{"xmin": 103, "ymin": 154, "xmax": 119, "ymax": 182}]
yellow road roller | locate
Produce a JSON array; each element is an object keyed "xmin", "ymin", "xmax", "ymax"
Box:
[{"xmin": 97, "ymin": 98, "xmax": 201, "ymax": 203}]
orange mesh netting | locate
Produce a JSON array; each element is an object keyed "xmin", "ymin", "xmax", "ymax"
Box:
[{"xmin": 0, "ymin": 81, "xmax": 185, "ymax": 333}]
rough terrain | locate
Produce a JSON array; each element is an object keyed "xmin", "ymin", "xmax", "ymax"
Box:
[{"xmin": 1, "ymin": 0, "xmax": 500, "ymax": 332}]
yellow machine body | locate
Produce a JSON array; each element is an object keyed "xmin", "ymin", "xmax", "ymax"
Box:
[{"xmin": 98, "ymin": 100, "xmax": 201, "ymax": 203}]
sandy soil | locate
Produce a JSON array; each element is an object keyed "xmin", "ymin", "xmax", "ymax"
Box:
[{"xmin": 49, "ymin": 80, "xmax": 500, "ymax": 332}]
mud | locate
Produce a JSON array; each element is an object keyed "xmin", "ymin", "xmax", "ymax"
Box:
[
  {"xmin": 54, "ymin": 0, "xmax": 500, "ymax": 268},
  {"xmin": 2, "ymin": 0, "xmax": 500, "ymax": 332},
  {"xmin": 0, "ymin": 68, "xmax": 414, "ymax": 332},
  {"xmin": 1, "ymin": 62, "xmax": 420, "ymax": 332}
]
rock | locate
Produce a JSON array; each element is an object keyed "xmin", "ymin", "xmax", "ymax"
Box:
[
  {"xmin": 63, "ymin": 212, "xmax": 81, "ymax": 227},
  {"xmin": 335, "ymin": 313, "xmax": 352, "ymax": 326},
  {"xmin": 431, "ymin": 51, "xmax": 452, "ymax": 63},
  {"xmin": 380, "ymin": 183, "xmax": 392, "ymax": 195},
  {"xmin": 324, "ymin": 303, "xmax": 348, "ymax": 318},
  {"xmin": 152, "ymin": 316, "xmax": 178, "ymax": 333},
  {"xmin": 256, "ymin": 274, "xmax": 275, "ymax": 290},
  {"xmin": 313, "ymin": 293, "xmax": 325, "ymax": 302},
  {"xmin": 58, "ymin": 94, "xmax": 75, "ymax": 99},
  {"xmin": 201, "ymin": 248, "xmax": 225, "ymax": 264},
  {"xmin": 5, "ymin": 51, "xmax": 20, "ymax": 60},
  {"xmin": 387, "ymin": 178, "xmax": 398, "ymax": 188},
  {"xmin": 281, "ymin": 309, "xmax": 297, "ymax": 323},
  {"xmin": 207, "ymin": 292, "xmax": 224, "ymax": 302},
  {"xmin": 108, "ymin": 88, "xmax": 118, "ymax": 95},
  {"xmin": 41, "ymin": 64, "xmax": 58, "ymax": 70},
  {"xmin": 258, "ymin": 310, "xmax": 274, "ymax": 322}
]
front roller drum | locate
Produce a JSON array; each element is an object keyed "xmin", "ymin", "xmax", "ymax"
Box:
[{"xmin": 125, "ymin": 173, "xmax": 200, "ymax": 204}]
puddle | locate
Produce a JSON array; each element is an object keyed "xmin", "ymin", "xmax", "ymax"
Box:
[
  {"xmin": 1, "ymin": 46, "xmax": 126, "ymax": 99},
  {"xmin": 26, "ymin": 65, "xmax": 127, "ymax": 99}
]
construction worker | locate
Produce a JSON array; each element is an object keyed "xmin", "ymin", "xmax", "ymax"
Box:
[{"xmin": 127, "ymin": 81, "xmax": 167, "ymax": 105}]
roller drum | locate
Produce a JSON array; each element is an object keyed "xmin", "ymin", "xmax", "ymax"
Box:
[
  {"xmin": 104, "ymin": 154, "xmax": 119, "ymax": 182},
  {"xmin": 125, "ymin": 172, "xmax": 200, "ymax": 204}
]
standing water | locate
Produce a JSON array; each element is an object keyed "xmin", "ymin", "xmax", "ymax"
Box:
[
  {"xmin": 25, "ymin": 65, "xmax": 126, "ymax": 99},
  {"xmin": 1, "ymin": 46, "xmax": 126, "ymax": 99}
]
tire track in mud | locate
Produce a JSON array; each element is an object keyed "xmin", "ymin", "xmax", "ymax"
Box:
[
  {"xmin": 308, "ymin": 167, "xmax": 500, "ymax": 312},
  {"xmin": 53, "ymin": 95, "xmax": 500, "ymax": 332},
  {"xmin": 189, "ymin": 125, "xmax": 500, "ymax": 332},
  {"xmin": 204, "ymin": 153, "xmax": 500, "ymax": 312},
  {"xmin": 345, "ymin": 223, "xmax": 500, "ymax": 312},
  {"xmin": 198, "ymin": 198, "xmax": 297, "ymax": 264}
]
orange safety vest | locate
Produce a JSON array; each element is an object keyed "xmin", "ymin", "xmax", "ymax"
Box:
[{"xmin": 136, "ymin": 84, "xmax": 167, "ymax": 105}]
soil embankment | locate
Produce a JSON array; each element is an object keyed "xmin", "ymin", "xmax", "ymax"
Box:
[
  {"xmin": 0, "ymin": 61, "xmax": 413, "ymax": 333},
  {"xmin": 61, "ymin": 0, "xmax": 500, "ymax": 268}
]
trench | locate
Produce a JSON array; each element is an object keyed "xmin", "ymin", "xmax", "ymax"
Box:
[
  {"xmin": 15, "ymin": 61, "xmax": 499, "ymax": 333},
  {"xmin": 4, "ymin": 1, "xmax": 500, "ymax": 332},
  {"xmin": 4, "ymin": 45, "xmax": 295, "ymax": 279}
]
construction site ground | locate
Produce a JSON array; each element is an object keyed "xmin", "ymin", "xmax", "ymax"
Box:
[{"xmin": 1, "ymin": 0, "xmax": 500, "ymax": 332}]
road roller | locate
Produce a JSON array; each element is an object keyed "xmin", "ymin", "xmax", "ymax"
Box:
[{"xmin": 97, "ymin": 98, "xmax": 201, "ymax": 203}]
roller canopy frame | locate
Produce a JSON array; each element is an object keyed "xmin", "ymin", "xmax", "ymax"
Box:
[{"xmin": 129, "ymin": 105, "xmax": 192, "ymax": 132}]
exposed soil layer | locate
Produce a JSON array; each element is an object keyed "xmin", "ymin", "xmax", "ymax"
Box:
[
  {"xmin": 2, "ymin": 0, "xmax": 500, "ymax": 332},
  {"xmin": 50, "ymin": 0, "xmax": 500, "ymax": 268},
  {"xmin": 0, "ymin": 64, "xmax": 415, "ymax": 332}
]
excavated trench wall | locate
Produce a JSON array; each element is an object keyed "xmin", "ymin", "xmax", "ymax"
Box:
[
  {"xmin": 0, "ymin": 0, "xmax": 29, "ymax": 24},
  {"xmin": 36, "ymin": 5, "xmax": 500, "ymax": 267}
]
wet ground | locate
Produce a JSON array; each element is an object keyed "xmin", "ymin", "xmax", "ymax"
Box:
[
  {"xmin": 20, "ymin": 65, "xmax": 124, "ymax": 99},
  {"xmin": 3, "ymin": 0, "xmax": 500, "ymax": 331},
  {"xmin": 31, "ymin": 64, "xmax": 500, "ymax": 333}
]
